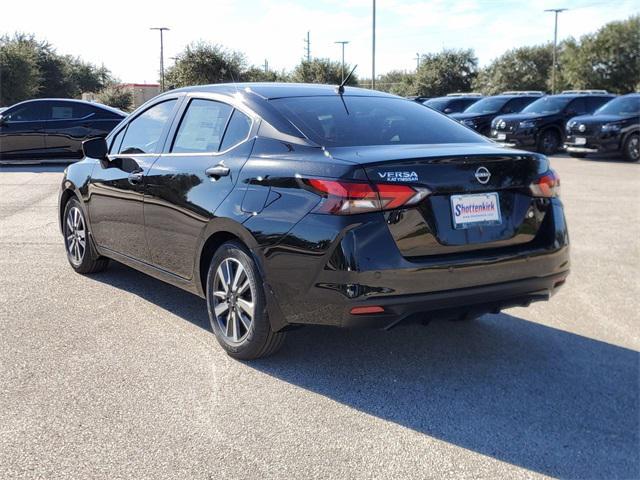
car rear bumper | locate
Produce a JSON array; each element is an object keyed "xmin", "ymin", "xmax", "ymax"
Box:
[
  {"xmin": 264, "ymin": 199, "xmax": 570, "ymax": 330},
  {"xmin": 341, "ymin": 271, "xmax": 569, "ymax": 328}
]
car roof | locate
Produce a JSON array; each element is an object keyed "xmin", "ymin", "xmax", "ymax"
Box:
[
  {"xmin": 8, "ymin": 98, "xmax": 127, "ymax": 116},
  {"xmin": 427, "ymin": 95, "xmax": 482, "ymax": 101},
  {"xmin": 549, "ymin": 93, "xmax": 616, "ymax": 99},
  {"xmin": 171, "ymin": 82, "xmax": 399, "ymax": 100}
]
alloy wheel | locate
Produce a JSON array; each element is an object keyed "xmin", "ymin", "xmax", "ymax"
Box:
[
  {"xmin": 65, "ymin": 206, "xmax": 86, "ymax": 266},
  {"xmin": 628, "ymin": 136, "xmax": 639, "ymax": 161},
  {"xmin": 212, "ymin": 258, "xmax": 254, "ymax": 343}
]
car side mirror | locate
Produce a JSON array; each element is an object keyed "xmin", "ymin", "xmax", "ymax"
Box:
[
  {"xmin": 82, "ymin": 137, "xmax": 108, "ymax": 160},
  {"xmin": 0, "ymin": 115, "xmax": 7, "ymax": 126}
]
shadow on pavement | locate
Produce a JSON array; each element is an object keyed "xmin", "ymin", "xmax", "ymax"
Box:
[
  {"xmin": 94, "ymin": 261, "xmax": 639, "ymax": 479},
  {"xmin": 554, "ymin": 152, "xmax": 636, "ymax": 164}
]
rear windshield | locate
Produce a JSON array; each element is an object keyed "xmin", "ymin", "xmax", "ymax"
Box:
[
  {"xmin": 595, "ymin": 96, "xmax": 640, "ymax": 116},
  {"xmin": 423, "ymin": 98, "xmax": 449, "ymax": 111},
  {"xmin": 270, "ymin": 96, "xmax": 487, "ymax": 147}
]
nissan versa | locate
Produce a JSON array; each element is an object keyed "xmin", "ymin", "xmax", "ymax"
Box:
[{"xmin": 58, "ymin": 83, "xmax": 570, "ymax": 359}]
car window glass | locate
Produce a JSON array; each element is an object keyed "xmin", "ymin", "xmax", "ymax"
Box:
[
  {"xmin": 110, "ymin": 127, "xmax": 127, "ymax": 154},
  {"xmin": 271, "ymin": 96, "xmax": 486, "ymax": 147},
  {"xmin": 172, "ymin": 99, "xmax": 232, "ymax": 153},
  {"xmin": 568, "ymin": 98, "xmax": 587, "ymax": 115},
  {"xmin": 45, "ymin": 102, "xmax": 95, "ymax": 120},
  {"xmin": 587, "ymin": 96, "xmax": 611, "ymax": 112},
  {"xmin": 4, "ymin": 103, "xmax": 44, "ymax": 121},
  {"xmin": 220, "ymin": 110, "xmax": 252, "ymax": 151},
  {"xmin": 119, "ymin": 99, "xmax": 177, "ymax": 154}
]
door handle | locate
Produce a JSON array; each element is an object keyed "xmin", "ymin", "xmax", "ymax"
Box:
[
  {"xmin": 128, "ymin": 171, "xmax": 144, "ymax": 185},
  {"xmin": 206, "ymin": 164, "xmax": 230, "ymax": 179}
]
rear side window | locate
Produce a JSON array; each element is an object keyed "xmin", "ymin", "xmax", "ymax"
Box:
[
  {"xmin": 567, "ymin": 98, "xmax": 587, "ymax": 115},
  {"xmin": 220, "ymin": 110, "xmax": 252, "ymax": 151},
  {"xmin": 47, "ymin": 102, "xmax": 94, "ymax": 120},
  {"xmin": 271, "ymin": 96, "xmax": 486, "ymax": 147},
  {"xmin": 119, "ymin": 99, "xmax": 177, "ymax": 154},
  {"xmin": 172, "ymin": 99, "xmax": 232, "ymax": 153},
  {"xmin": 587, "ymin": 96, "xmax": 612, "ymax": 112}
]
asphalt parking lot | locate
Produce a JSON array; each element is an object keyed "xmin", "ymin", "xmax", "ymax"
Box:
[{"xmin": 0, "ymin": 155, "xmax": 638, "ymax": 479}]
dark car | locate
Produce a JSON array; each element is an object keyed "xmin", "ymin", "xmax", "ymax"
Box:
[
  {"xmin": 564, "ymin": 93, "xmax": 640, "ymax": 161},
  {"xmin": 58, "ymin": 83, "xmax": 569, "ymax": 359},
  {"xmin": 451, "ymin": 92, "xmax": 544, "ymax": 136},
  {"xmin": 0, "ymin": 99, "xmax": 126, "ymax": 163},
  {"xmin": 423, "ymin": 93, "xmax": 483, "ymax": 114},
  {"xmin": 490, "ymin": 91, "xmax": 616, "ymax": 154}
]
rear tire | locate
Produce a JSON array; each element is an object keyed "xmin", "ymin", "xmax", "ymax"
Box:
[
  {"xmin": 623, "ymin": 133, "xmax": 639, "ymax": 162},
  {"xmin": 569, "ymin": 152, "xmax": 587, "ymax": 158},
  {"xmin": 206, "ymin": 241, "xmax": 286, "ymax": 360},
  {"xmin": 63, "ymin": 197, "xmax": 109, "ymax": 274},
  {"xmin": 537, "ymin": 129, "xmax": 561, "ymax": 155}
]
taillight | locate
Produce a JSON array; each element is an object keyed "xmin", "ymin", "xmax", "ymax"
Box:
[
  {"xmin": 529, "ymin": 170, "xmax": 560, "ymax": 198},
  {"xmin": 305, "ymin": 179, "xmax": 429, "ymax": 215}
]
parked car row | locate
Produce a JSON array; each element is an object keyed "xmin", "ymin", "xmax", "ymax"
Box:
[
  {"xmin": 418, "ymin": 90, "xmax": 639, "ymax": 161},
  {"xmin": 0, "ymin": 99, "xmax": 126, "ymax": 163}
]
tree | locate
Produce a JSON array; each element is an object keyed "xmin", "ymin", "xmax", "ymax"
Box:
[
  {"xmin": 291, "ymin": 58, "xmax": 358, "ymax": 85},
  {"xmin": 474, "ymin": 44, "xmax": 553, "ymax": 95},
  {"xmin": 557, "ymin": 15, "xmax": 639, "ymax": 93},
  {"xmin": 0, "ymin": 35, "xmax": 40, "ymax": 105},
  {"xmin": 413, "ymin": 49, "xmax": 478, "ymax": 97},
  {"xmin": 96, "ymin": 84, "xmax": 132, "ymax": 111},
  {"xmin": 375, "ymin": 70, "xmax": 417, "ymax": 96},
  {"xmin": 165, "ymin": 42, "xmax": 247, "ymax": 88},
  {"xmin": 241, "ymin": 67, "xmax": 289, "ymax": 83}
]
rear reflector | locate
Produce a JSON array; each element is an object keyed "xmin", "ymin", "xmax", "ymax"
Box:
[
  {"xmin": 305, "ymin": 178, "xmax": 429, "ymax": 215},
  {"xmin": 350, "ymin": 306, "xmax": 385, "ymax": 315}
]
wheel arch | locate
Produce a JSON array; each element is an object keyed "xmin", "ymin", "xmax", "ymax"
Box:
[{"xmin": 195, "ymin": 218, "xmax": 289, "ymax": 332}]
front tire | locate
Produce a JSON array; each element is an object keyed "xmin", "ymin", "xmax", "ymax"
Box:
[
  {"xmin": 623, "ymin": 133, "xmax": 639, "ymax": 162},
  {"xmin": 206, "ymin": 241, "xmax": 286, "ymax": 360},
  {"xmin": 537, "ymin": 129, "xmax": 561, "ymax": 155},
  {"xmin": 63, "ymin": 197, "xmax": 109, "ymax": 274}
]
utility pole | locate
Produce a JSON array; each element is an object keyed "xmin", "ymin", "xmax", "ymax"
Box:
[
  {"xmin": 304, "ymin": 31, "xmax": 311, "ymax": 62},
  {"xmin": 415, "ymin": 53, "xmax": 420, "ymax": 71},
  {"xmin": 150, "ymin": 27, "xmax": 170, "ymax": 92},
  {"xmin": 264, "ymin": 59, "xmax": 269, "ymax": 73},
  {"xmin": 544, "ymin": 8, "xmax": 567, "ymax": 94},
  {"xmin": 335, "ymin": 41, "xmax": 349, "ymax": 82},
  {"xmin": 372, "ymin": 0, "xmax": 376, "ymax": 89}
]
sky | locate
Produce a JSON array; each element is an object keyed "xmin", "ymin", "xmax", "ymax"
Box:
[{"xmin": 1, "ymin": 0, "xmax": 636, "ymax": 84}]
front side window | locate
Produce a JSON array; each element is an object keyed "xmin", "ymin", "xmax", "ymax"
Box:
[
  {"xmin": 172, "ymin": 99, "xmax": 232, "ymax": 153},
  {"xmin": 271, "ymin": 96, "xmax": 486, "ymax": 147},
  {"xmin": 3, "ymin": 103, "xmax": 44, "ymax": 122},
  {"xmin": 110, "ymin": 127, "xmax": 127, "ymax": 154},
  {"xmin": 119, "ymin": 99, "xmax": 177, "ymax": 154}
]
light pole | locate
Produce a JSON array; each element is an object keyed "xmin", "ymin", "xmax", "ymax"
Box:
[
  {"xmin": 544, "ymin": 8, "xmax": 567, "ymax": 94},
  {"xmin": 150, "ymin": 27, "xmax": 170, "ymax": 92},
  {"xmin": 335, "ymin": 41, "xmax": 349, "ymax": 82},
  {"xmin": 372, "ymin": 0, "xmax": 376, "ymax": 89}
]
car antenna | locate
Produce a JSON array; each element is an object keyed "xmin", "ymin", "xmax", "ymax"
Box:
[{"xmin": 336, "ymin": 64, "xmax": 357, "ymax": 95}]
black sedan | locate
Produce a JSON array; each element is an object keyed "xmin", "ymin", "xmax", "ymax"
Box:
[
  {"xmin": 59, "ymin": 83, "xmax": 569, "ymax": 359},
  {"xmin": 0, "ymin": 99, "xmax": 126, "ymax": 163},
  {"xmin": 565, "ymin": 93, "xmax": 640, "ymax": 161}
]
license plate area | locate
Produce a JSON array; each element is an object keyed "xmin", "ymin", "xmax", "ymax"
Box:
[
  {"xmin": 574, "ymin": 136, "xmax": 587, "ymax": 145},
  {"xmin": 451, "ymin": 192, "xmax": 502, "ymax": 229},
  {"xmin": 496, "ymin": 133, "xmax": 506, "ymax": 140}
]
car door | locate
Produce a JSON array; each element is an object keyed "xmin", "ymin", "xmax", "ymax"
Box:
[
  {"xmin": 144, "ymin": 96, "xmax": 255, "ymax": 278},
  {"xmin": 87, "ymin": 97, "xmax": 180, "ymax": 261},
  {"xmin": 0, "ymin": 102, "xmax": 46, "ymax": 160},
  {"xmin": 42, "ymin": 101, "xmax": 96, "ymax": 159}
]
